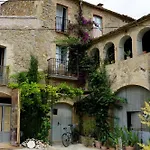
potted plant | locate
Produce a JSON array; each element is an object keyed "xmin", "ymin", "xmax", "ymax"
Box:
[
  {"xmin": 108, "ymin": 136, "xmax": 116, "ymax": 150},
  {"xmin": 82, "ymin": 119, "xmax": 96, "ymax": 147},
  {"xmin": 124, "ymin": 50, "xmax": 131, "ymax": 59},
  {"xmin": 101, "ymin": 137, "xmax": 107, "ymax": 150},
  {"xmin": 108, "ymin": 126, "xmax": 125, "ymax": 150},
  {"xmin": 123, "ymin": 128, "xmax": 139, "ymax": 150}
]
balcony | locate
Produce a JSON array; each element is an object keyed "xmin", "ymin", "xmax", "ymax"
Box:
[
  {"xmin": 55, "ymin": 16, "xmax": 70, "ymax": 33},
  {"xmin": 48, "ymin": 58, "xmax": 78, "ymax": 80},
  {"xmin": 0, "ymin": 65, "xmax": 8, "ymax": 85}
]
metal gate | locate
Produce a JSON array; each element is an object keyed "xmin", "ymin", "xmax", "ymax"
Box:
[
  {"xmin": 52, "ymin": 103, "xmax": 72, "ymax": 142},
  {"xmin": 0, "ymin": 105, "xmax": 11, "ymax": 143}
]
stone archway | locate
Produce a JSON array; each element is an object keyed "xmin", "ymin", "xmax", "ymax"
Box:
[
  {"xmin": 137, "ymin": 27, "xmax": 150, "ymax": 55},
  {"xmin": 90, "ymin": 48, "xmax": 100, "ymax": 67},
  {"xmin": 115, "ymin": 85, "xmax": 150, "ymax": 143},
  {"xmin": 119, "ymin": 35, "xmax": 132, "ymax": 60},
  {"xmin": 104, "ymin": 42, "xmax": 115, "ymax": 64}
]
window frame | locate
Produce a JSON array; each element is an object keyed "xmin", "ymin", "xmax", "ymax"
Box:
[
  {"xmin": 56, "ymin": 4, "xmax": 68, "ymax": 33},
  {"xmin": 93, "ymin": 15, "xmax": 103, "ymax": 37}
]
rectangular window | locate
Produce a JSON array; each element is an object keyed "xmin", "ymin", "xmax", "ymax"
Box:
[
  {"xmin": 56, "ymin": 46, "xmax": 68, "ymax": 74},
  {"xmin": 56, "ymin": 4, "xmax": 68, "ymax": 32},
  {"xmin": 93, "ymin": 15, "xmax": 102, "ymax": 38},
  {"xmin": 53, "ymin": 109, "xmax": 58, "ymax": 115}
]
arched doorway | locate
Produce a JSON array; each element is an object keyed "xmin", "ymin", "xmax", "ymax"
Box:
[
  {"xmin": 115, "ymin": 85, "xmax": 150, "ymax": 143},
  {"xmin": 104, "ymin": 42, "xmax": 115, "ymax": 64},
  {"xmin": 119, "ymin": 36, "xmax": 132, "ymax": 60},
  {"xmin": 52, "ymin": 103, "xmax": 72, "ymax": 142},
  {"xmin": 0, "ymin": 93, "xmax": 11, "ymax": 143},
  {"xmin": 137, "ymin": 27, "xmax": 150, "ymax": 55}
]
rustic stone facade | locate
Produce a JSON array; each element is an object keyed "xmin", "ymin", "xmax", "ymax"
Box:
[
  {"xmin": 91, "ymin": 17, "xmax": 150, "ymax": 92},
  {"xmin": 1, "ymin": 0, "xmax": 37, "ymax": 16},
  {"xmin": 0, "ymin": 0, "xmax": 134, "ymax": 73},
  {"xmin": 0, "ymin": 0, "xmax": 139, "ymax": 144},
  {"xmin": 11, "ymin": 89, "xmax": 20, "ymax": 145}
]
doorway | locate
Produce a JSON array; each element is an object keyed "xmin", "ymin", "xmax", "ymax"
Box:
[
  {"xmin": 0, "ymin": 105, "xmax": 11, "ymax": 143},
  {"xmin": 52, "ymin": 103, "xmax": 72, "ymax": 142}
]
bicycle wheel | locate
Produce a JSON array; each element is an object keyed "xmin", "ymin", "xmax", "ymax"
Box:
[{"xmin": 62, "ymin": 133, "xmax": 70, "ymax": 147}]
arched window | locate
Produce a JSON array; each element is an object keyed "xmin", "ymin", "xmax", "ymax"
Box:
[
  {"xmin": 104, "ymin": 42, "xmax": 115, "ymax": 64},
  {"xmin": 90, "ymin": 48, "xmax": 100, "ymax": 68},
  {"xmin": 119, "ymin": 36, "xmax": 132, "ymax": 60},
  {"xmin": 137, "ymin": 27, "xmax": 150, "ymax": 55}
]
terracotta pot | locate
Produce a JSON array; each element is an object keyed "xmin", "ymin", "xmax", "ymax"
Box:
[
  {"xmin": 101, "ymin": 146, "xmax": 107, "ymax": 150},
  {"xmin": 125, "ymin": 146, "xmax": 135, "ymax": 150},
  {"xmin": 109, "ymin": 148, "xmax": 115, "ymax": 150},
  {"xmin": 95, "ymin": 140, "xmax": 102, "ymax": 149}
]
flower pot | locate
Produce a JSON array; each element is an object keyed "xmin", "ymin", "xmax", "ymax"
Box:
[
  {"xmin": 125, "ymin": 146, "xmax": 135, "ymax": 150},
  {"xmin": 108, "ymin": 148, "xmax": 115, "ymax": 150},
  {"xmin": 101, "ymin": 145, "xmax": 107, "ymax": 150},
  {"xmin": 95, "ymin": 140, "xmax": 102, "ymax": 149}
]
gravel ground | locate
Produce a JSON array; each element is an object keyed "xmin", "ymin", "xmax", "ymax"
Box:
[{"xmin": 15, "ymin": 144, "xmax": 97, "ymax": 150}]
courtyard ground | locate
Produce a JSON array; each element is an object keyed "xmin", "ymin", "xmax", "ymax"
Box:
[{"xmin": 15, "ymin": 144, "xmax": 97, "ymax": 150}]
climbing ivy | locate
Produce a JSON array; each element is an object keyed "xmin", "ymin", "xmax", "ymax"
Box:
[
  {"xmin": 9, "ymin": 55, "xmax": 83, "ymax": 142},
  {"xmin": 74, "ymin": 65, "xmax": 121, "ymax": 141},
  {"xmin": 55, "ymin": 1, "xmax": 125, "ymax": 143}
]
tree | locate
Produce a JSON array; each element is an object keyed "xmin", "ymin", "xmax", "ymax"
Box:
[{"xmin": 139, "ymin": 102, "xmax": 150, "ymax": 150}]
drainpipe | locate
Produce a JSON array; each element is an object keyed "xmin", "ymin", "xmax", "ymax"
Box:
[
  {"xmin": 50, "ymin": 105, "xmax": 53, "ymax": 145},
  {"xmin": 79, "ymin": 0, "xmax": 83, "ymax": 17}
]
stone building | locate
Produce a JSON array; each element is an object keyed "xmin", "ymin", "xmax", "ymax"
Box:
[
  {"xmin": 0, "ymin": 0, "xmax": 138, "ymax": 145},
  {"xmin": 91, "ymin": 14, "xmax": 150, "ymax": 143}
]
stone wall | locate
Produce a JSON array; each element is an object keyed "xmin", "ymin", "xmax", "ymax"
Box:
[
  {"xmin": 11, "ymin": 89, "xmax": 20, "ymax": 145},
  {"xmin": 0, "ymin": 16, "xmax": 52, "ymax": 75},
  {"xmin": 82, "ymin": 4, "xmax": 128, "ymax": 35},
  {"xmin": 1, "ymin": 0, "xmax": 37, "ymax": 16},
  {"xmin": 90, "ymin": 19, "xmax": 150, "ymax": 92}
]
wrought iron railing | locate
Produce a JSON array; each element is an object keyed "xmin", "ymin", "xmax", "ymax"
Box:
[
  {"xmin": 0, "ymin": 65, "xmax": 8, "ymax": 85},
  {"xmin": 48, "ymin": 58, "xmax": 78, "ymax": 78},
  {"xmin": 55, "ymin": 16, "xmax": 69, "ymax": 32}
]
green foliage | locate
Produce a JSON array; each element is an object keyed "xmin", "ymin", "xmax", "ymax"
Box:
[
  {"xmin": 57, "ymin": 83, "xmax": 83, "ymax": 99},
  {"xmin": 37, "ymin": 117, "xmax": 51, "ymax": 143},
  {"xmin": 138, "ymin": 102, "xmax": 150, "ymax": 149},
  {"xmin": 108, "ymin": 126, "xmax": 125, "ymax": 147},
  {"xmin": 75, "ymin": 65, "xmax": 122, "ymax": 142},
  {"xmin": 123, "ymin": 127, "xmax": 139, "ymax": 146},
  {"xmin": 83, "ymin": 119, "xmax": 96, "ymax": 137},
  {"xmin": 55, "ymin": 5, "xmax": 93, "ymax": 77},
  {"xmin": 9, "ymin": 55, "xmax": 83, "ymax": 142},
  {"xmin": 109, "ymin": 126, "xmax": 139, "ymax": 148},
  {"xmin": 27, "ymin": 55, "xmax": 38, "ymax": 83},
  {"xmin": 55, "ymin": 37, "xmax": 81, "ymax": 48},
  {"xmin": 139, "ymin": 102, "xmax": 150, "ymax": 127}
]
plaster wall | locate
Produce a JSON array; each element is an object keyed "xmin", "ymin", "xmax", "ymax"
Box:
[{"xmin": 90, "ymin": 19, "xmax": 150, "ymax": 92}]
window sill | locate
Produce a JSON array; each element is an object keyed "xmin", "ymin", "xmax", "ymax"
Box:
[{"xmin": 55, "ymin": 30, "xmax": 68, "ymax": 35}]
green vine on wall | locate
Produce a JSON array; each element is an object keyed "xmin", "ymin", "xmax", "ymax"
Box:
[{"xmin": 9, "ymin": 55, "xmax": 83, "ymax": 142}]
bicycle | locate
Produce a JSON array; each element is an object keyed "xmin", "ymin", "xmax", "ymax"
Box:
[{"xmin": 62, "ymin": 124, "xmax": 79, "ymax": 147}]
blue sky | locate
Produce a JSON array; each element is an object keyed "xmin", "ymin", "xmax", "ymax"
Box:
[{"xmin": 84, "ymin": 0, "xmax": 150, "ymax": 19}]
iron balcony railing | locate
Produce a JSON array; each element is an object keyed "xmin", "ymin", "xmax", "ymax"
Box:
[
  {"xmin": 48, "ymin": 58, "xmax": 78, "ymax": 79},
  {"xmin": 0, "ymin": 65, "xmax": 8, "ymax": 85},
  {"xmin": 55, "ymin": 16, "xmax": 70, "ymax": 32}
]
